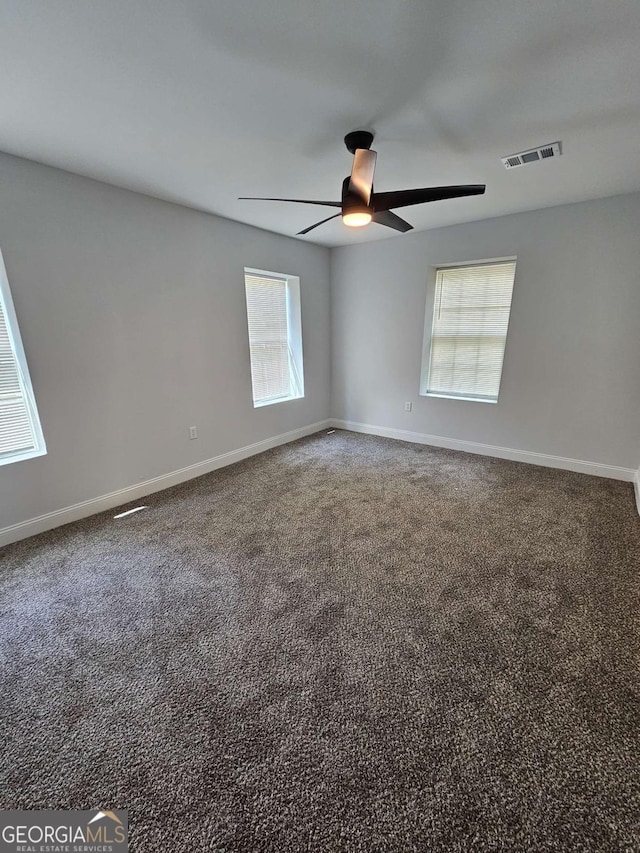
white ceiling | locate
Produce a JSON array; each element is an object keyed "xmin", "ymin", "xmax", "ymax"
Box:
[{"xmin": 1, "ymin": 0, "xmax": 640, "ymax": 247}]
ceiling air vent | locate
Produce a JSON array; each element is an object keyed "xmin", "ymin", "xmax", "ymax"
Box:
[{"xmin": 501, "ymin": 141, "xmax": 562, "ymax": 169}]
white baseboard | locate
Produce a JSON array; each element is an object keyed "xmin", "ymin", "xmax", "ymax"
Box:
[
  {"xmin": 0, "ymin": 420, "xmax": 331, "ymax": 548},
  {"xmin": 331, "ymin": 419, "xmax": 637, "ymax": 484},
  {"xmin": 4, "ymin": 419, "xmax": 637, "ymax": 547}
]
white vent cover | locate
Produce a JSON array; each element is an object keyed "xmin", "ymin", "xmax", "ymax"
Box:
[{"xmin": 501, "ymin": 141, "xmax": 562, "ymax": 169}]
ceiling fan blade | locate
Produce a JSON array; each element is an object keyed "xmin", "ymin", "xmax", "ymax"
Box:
[
  {"xmin": 372, "ymin": 185, "xmax": 486, "ymax": 212},
  {"xmin": 348, "ymin": 149, "xmax": 377, "ymax": 204},
  {"xmin": 372, "ymin": 210, "xmax": 413, "ymax": 233},
  {"xmin": 296, "ymin": 213, "xmax": 341, "ymax": 236},
  {"xmin": 238, "ymin": 197, "xmax": 341, "ymax": 208}
]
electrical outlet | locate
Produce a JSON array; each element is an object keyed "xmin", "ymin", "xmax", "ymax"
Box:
[
  {"xmin": 189, "ymin": 426, "xmax": 198, "ymax": 440},
  {"xmin": 404, "ymin": 402, "xmax": 412, "ymax": 412}
]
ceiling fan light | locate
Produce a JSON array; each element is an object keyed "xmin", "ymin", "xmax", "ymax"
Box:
[{"xmin": 342, "ymin": 210, "xmax": 372, "ymax": 227}]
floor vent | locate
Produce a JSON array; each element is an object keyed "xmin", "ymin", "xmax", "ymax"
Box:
[{"xmin": 501, "ymin": 141, "xmax": 562, "ymax": 169}]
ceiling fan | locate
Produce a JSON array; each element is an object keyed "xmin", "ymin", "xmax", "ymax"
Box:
[{"xmin": 239, "ymin": 130, "xmax": 486, "ymax": 236}]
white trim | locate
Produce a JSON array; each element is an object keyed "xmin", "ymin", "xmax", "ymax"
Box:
[
  {"xmin": 244, "ymin": 267, "xmax": 305, "ymax": 408},
  {"xmin": 0, "ymin": 247, "xmax": 47, "ymax": 463},
  {"xmin": 331, "ymin": 419, "xmax": 636, "ymax": 482},
  {"xmin": 253, "ymin": 391, "xmax": 304, "ymax": 409},
  {"xmin": 434, "ymin": 255, "xmax": 519, "ymax": 270},
  {"xmin": 420, "ymin": 257, "xmax": 517, "ymax": 402},
  {"xmin": 0, "ymin": 446, "xmax": 47, "ymax": 467},
  {"xmin": 0, "ymin": 420, "xmax": 330, "ymax": 547},
  {"xmin": 634, "ymin": 468, "xmax": 640, "ymax": 517},
  {"xmin": 423, "ymin": 392, "xmax": 498, "ymax": 404}
]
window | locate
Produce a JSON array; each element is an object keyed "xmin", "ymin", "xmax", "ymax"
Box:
[
  {"xmin": 421, "ymin": 259, "xmax": 516, "ymax": 403},
  {"xmin": 0, "ymin": 248, "xmax": 46, "ymax": 465},
  {"xmin": 244, "ymin": 268, "xmax": 304, "ymax": 407}
]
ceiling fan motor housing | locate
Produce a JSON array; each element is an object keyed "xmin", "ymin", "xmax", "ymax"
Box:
[{"xmin": 344, "ymin": 130, "xmax": 374, "ymax": 155}]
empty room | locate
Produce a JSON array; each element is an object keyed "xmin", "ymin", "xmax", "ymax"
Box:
[{"xmin": 1, "ymin": 1, "xmax": 640, "ymax": 851}]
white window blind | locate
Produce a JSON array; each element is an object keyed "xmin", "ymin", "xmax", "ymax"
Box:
[
  {"xmin": 425, "ymin": 260, "xmax": 516, "ymax": 403},
  {"xmin": 0, "ymin": 248, "xmax": 46, "ymax": 465},
  {"xmin": 244, "ymin": 270, "xmax": 304, "ymax": 407}
]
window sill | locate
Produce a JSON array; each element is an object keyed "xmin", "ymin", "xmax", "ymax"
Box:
[
  {"xmin": 0, "ymin": 446, "xmax": 47, "ymax": 467},
  {"xmin": 421, "ymin": 392, "xmax": 498, "ymax": 404},
  {"xmin": 253, "ymin": 394, "xmax": 304, "ymax": 409}
]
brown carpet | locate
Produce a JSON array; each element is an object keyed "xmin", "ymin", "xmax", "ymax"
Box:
[{"xmin": 1, "ymin": 430, "xmax": 639, "ymax": 852}]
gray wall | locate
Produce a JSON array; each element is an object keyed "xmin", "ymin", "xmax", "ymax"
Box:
[
  {"xmin": 3, "ymin": 151, "xmax": 639, "ymax": 534},
  {"xmin": 0, "ymin": 153, "xmax": 331, "ymax": 529},
  {"xmin": 331, "ymin": 193, "xmax": 640, "ymax": 470}
]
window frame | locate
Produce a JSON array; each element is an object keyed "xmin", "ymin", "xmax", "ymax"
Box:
[
  {"xmin": 243, "ymin": 266, "xmax": 305, "ymax": 409},
  {"xmin": 0, "ymin": 248, "xmax": 46, "ymax": 466},
  {"xmin": 419, "ymin": 256, "xmax": 517, "ymax": 405}
]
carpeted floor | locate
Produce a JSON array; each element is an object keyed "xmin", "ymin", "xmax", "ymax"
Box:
[{"xmin": 1, "ymin": 430, "xmax": 639, "ymax": 852}]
